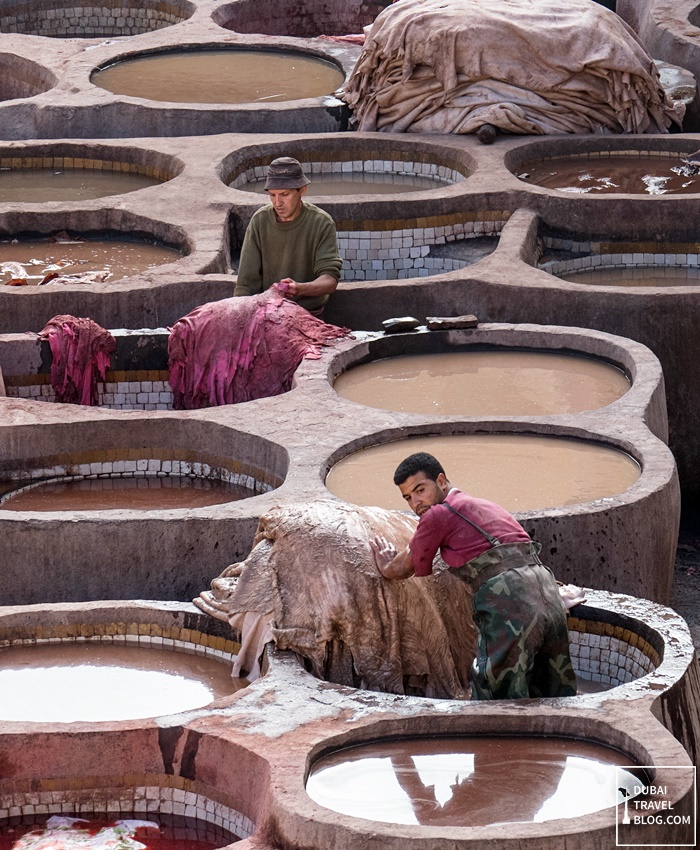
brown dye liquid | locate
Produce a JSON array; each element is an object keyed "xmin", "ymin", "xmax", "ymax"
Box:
[
  {"xmin": 92, "ymin": 50, "xmax": 345, "ymax": 104},
  {"xmin": 240, "ymin": 172, "xmax": 448, "ymax": 195},
  {"xmin": 1, "ymin": 476, "xmax": 250, "ymax": 512},
  {"xmin": 561, "ymin": 266, "xmax": 700, "ymax": 288},
  {"xmin": 325, "ymin": 434, "xmax": 641, "ymax": 512},
  {"xmin": 333, "ymin": 351, "xmax": 630, "ymax": 416},
  {"xmin": 0, "ymin": 815, "xmax": 239, "ymax": 849},
  {"xmin": 0, "ymin": 643, "xmax": 246, "ymax": 723},
  {"xmin": 519, "ymin": 155, "xmax": 700, "ymax": 194},
  {"xmin": 0, "ymin": 238, "xmax": 181, "ymax": 285},
  {"xmin": 0, "ymin": 168, "xmax": 161, "ymax": 202},
  {"xmin": 306, "ymin": 736, "xmax": 644, "ymax": 826}
]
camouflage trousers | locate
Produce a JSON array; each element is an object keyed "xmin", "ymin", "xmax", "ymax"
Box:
[{"xmin": 452, "ymin": 542, "xmax": 577, "ymax": 700}]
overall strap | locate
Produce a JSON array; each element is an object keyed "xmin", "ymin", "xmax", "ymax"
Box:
[{"xmin": 442, "ymin": 501, "xmax": 502, "ymax": 547}]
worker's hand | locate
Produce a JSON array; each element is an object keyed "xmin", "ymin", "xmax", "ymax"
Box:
[
  {"xmin": 279, "ymin": 277, "xmax": 300, "ymax": 299},
  {"xmin": 370, "ymin": 535, "xmax": 397, "ymax": 575}
]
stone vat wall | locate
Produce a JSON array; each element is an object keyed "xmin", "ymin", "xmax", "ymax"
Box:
[{"xmin": 0, "ymin": 0, "xmax": 194, "ymax": 37}]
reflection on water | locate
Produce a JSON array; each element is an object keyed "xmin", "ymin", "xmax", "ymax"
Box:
[
  {"xmin": 306, "ymin": 736, "xmax": 645, "ymax": 827},
  {"xmin": 0, "ymin": 642, "xmax": 246, "ymax": 722}
]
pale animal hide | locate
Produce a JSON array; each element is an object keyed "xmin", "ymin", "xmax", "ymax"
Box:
[
  {"xmin": 341, "ymin": 0, "xmax": 683, "ymax": 135},
  {"xmin": 195, "ymin": 501, "xmax": 476, "ymax": 699}
]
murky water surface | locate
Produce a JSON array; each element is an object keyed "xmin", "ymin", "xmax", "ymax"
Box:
[
  {"xmin": 333, "ymin": 351, "xmax": 630, "ymax": 415},
  {"xmin": 518, "ymin": 154, "xmax": 700, "ymax": 194},
  {"xmin": 240, "ymin": 171, "xmax": 448, "ymax": 195},
  {"xmin": 0, "ymin": 237, "xmax": 182, "ymax": 285},
  {"xmin": 0, "ymin": 168, "xmax": 160, "ymax": 202},
  {"xmin": 0, "ymin": 643, "xmax": 245, "ymax": 723},
  {"xmin": 325, "ymin": 434, "xmax": 641, "ymax": 512},
  {"xmin": 560, "ymin": 266, "xmax": 700, "ymax": 288},
  {"xmin": 1, "ymin": 476, "xmax": 250, "ymax": 512},
  {"xmin": 307, "ymin": 736, "xmax": 644, "ymax": 826},
  {"xmin": 93, "ymin": 50, "xmax": 344, "ymax": 103}
]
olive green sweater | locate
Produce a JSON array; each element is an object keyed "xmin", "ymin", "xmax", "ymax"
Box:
[{"xmin": 234, "ymin": 202, "xmax": 342, "ymax": 312}]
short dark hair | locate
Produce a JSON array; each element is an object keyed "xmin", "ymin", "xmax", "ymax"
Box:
[{"xmin": 393, "ymin": 452, "xmax": 446, "ymax": 486}]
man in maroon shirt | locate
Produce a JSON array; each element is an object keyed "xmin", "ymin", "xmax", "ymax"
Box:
[{"xmin": 370, "ymin": 452, "xmax": 576, "ymax": 700}]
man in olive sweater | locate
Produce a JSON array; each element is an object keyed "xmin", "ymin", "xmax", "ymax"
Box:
[{"xmin": 234, "ymin": 157, "xmax": 343, "ymax": 315}]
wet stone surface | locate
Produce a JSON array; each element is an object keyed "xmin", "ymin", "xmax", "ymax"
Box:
[{"xmin": 672, "ymin": 502, "xmax": 700, "ymax": 653}]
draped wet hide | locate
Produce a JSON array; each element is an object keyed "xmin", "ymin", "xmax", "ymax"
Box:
[
  {"xmin": 341, "ymin": 0, "xmax": 683, "ymax": 135},
  {"xmin": 168, "ymin": 285, "xmax": 351, "ymax": 409},
  {"xmin": 195, "ymin": 501, "xmax": 476, "ymax": 698},
  {"xmin": 38, "ymin": 315, "xmax": 115, "ymax": 405}
]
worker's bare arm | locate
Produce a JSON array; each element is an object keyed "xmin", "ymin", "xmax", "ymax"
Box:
[
  {"xmin": 370, "ymin": 535, "xmax": 415, "ymax": 580},
  {"xmin": 279, "ymin": 274, "xmax": 338, "ymax": 299}
]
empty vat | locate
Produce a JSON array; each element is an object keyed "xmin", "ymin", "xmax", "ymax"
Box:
[
  {"xmin": 92, "ymin": 49, "xmax": 345, "ymax": 104},
  {"xmin": 0, "ymin": 54, "xmax": 55, "ymax": 102},
  {"xmin": 232, "ymin": 210, "xmax": 502, "ymax": 282},
  {"xmin": 325, "ymin": 433, "xmax": 641, "ymax": 512},
  {"xmin": 0, "ymin": 0, "xmax": 195, "ymax": 37},
  {"xmin": 213, "ymin": 0, "xmax": 390, "ymax": 37}
]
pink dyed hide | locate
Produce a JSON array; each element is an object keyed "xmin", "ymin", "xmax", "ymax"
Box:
[
  {"xmin": 38, "ymin": 315, "xmax": 116, "ymax": 405},
  {"xmin": 167, "ymin": 285, "xmax": 351, "ymax": 409}
]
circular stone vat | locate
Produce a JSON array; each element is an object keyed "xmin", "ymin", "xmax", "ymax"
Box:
[
  {"xmin": 225, "ymin": 138, "xmax": 470, "ymax": 198},
  {"xmin": 306, "ymin": 735, "xmax": 645, "ymax": 826},
  {"xmin": 0, "ymin": 642, "xmax": 243, "ymax": 722},
  {"xmin": 0, "ymin": 0, "xmax": 195, "ymax": 37},
  {"xmin": 213, "ymin": 0, "xmax": 391, "ymax": 37},
  {"xmin": 333, "ymin": 350, "xmax": 630, "ymax": 415},
  {"xmin": 0, "ymin": 419, "xmax": 286, "ymax": 604},
  {"xmin": 0, "ymin": 53, "xmax": 56, "ymax": 101},
  {"xmin": 92, "ymin": 49, "xmax": 345, "ymax": 104},
  {"xmin": 538, "ymin": 232, "xmax": 700, "ymax": 289},
  {"xmin": 514, "ymin": 152, "xmax": 700, "ymax": 195},
  {"xmin": 0, "ymin": 603, "xmax": 247, "ymax": 724},
  {"xmin": 0, "ymin": 418, "xmax": 284, "ymax": 511},
  {"xmin": 0, "ymin": 149, "xmax": 177, "ymax": 202},
  {"xmin": 238, "ymin": 168, "xmax": 454, "ymax": 196},
  {"xmin": 0, "ymin": 475, "xmax": 251, "ymax": 511},
  {"xmin": 0, "ymin": 233, "xmax": 184, "ymax": 286},
  {"xmin": 0, "ymin": 166, "xmax": 161, "ymax": 202},
  {"xmin": 325, "ymin": 434, "xmax": 641, "ymax": 512}
]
